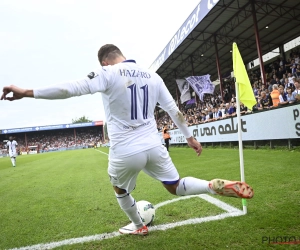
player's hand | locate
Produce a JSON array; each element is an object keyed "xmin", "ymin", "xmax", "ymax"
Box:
[
  {"xmin": 186, "ymin": 136, "xmax": 202, "ymax": 156},
  {"xmin": 1, "ymin": 85, "xmax": 33, "ymax": 101}
]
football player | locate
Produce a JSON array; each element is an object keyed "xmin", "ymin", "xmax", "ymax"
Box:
[
  {"xmin": 1, "ymin": 44, "xmax": 254, "ymax": 235},
  {"xmin": 7, "ymin": 136, "xmax": 18, "ymax": 167}
]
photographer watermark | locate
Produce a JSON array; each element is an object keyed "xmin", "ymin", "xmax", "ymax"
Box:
[{"xmin": 262, "ymin": 236, "xmax": 300, "ymax": 245}]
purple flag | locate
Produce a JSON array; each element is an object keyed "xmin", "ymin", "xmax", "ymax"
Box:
[
  {"xmin": 186, "ymin": 98, "xmax": 195, "ymax": 105},
  {"xmin": 185, "ymin": 74, "xmax": 215, "ymax": 101},
  {"xmin": 176, "ymin": 79, "xmax": 191, "ymax": 103}
]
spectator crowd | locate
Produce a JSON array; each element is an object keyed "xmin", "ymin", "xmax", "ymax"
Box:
[
  {"xmin": 157, "ymin": 48, "xmax": 300, "ymax": 132},
  {"xmin": 0, "ymin": 128, "xmax": 104, "ymax": 154}
]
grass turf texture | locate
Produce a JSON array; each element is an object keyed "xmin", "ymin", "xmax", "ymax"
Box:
[{"xmin": 0, "ymin": 147, "xmax": 299, "ymax": 250}]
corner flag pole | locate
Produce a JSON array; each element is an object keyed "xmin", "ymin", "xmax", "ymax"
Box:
[
  {"xmin": 232, "ymin": 42, "xmax": 256, "ymax": 214},
  {"xmin": 234, "ymin": 78, "xmax": 247, "ymax": 214}
]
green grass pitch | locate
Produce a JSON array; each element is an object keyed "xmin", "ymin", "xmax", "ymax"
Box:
[{"xmin": 0, "ymin": 147, "xmax": 299, "ymax": 249}]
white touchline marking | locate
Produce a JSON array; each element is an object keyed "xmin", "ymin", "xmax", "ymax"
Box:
[
  {"xmin": 199, "ymin": 194, "xmax": 243, "ymax": 213},
  {"xmin": 149, "ymin": 211, "xmax": 244, "ymax": 232},
  {"xmin": 9, "ymin": 232, "xmax": 121, "ymax": 250},
  {"xmin": 155, "ymin": 194, "xmax": 242, "ymax": 214},
  {"xmin": 95, "ymin": 149, "xmax": 109, "ymax": 156},
  {"xmin": 9, "ymin": 195, "xmax": 244, "ymax": 250}
]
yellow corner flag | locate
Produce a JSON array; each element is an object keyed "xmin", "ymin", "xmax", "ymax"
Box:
[{"xmin": 232, "ymin": 42, "xmax": 257, "ymax": 110}]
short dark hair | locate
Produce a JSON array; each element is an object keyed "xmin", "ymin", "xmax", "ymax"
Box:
[{"xmin": 98, "ymin": 44, "xmax": 124, "ymax": 65}]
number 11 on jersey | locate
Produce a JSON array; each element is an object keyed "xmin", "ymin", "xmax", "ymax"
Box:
[{"xmin": 127, "ymin": 83, "xmax": 148, "ymax": 120}]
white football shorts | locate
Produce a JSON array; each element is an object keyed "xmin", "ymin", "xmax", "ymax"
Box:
[
  {"xmin": 108, "ymin": 145, "xmax": 179, "ymax": 193},
  {"xmin": 9, "ymin": 152, "xmax": 17, "ymax": 158}
]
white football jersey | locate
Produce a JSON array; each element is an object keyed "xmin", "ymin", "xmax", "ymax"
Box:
[
  {"xmin": 288, "ymin": 76, "xmax": 295, "ymax": 84},
  {"xmin": 34, "ymin": 60, "xmax": 191, "ymax": 157},
  {"xmin": 7, "ymin": 140, "xmax": 18, "ymax": 156}
]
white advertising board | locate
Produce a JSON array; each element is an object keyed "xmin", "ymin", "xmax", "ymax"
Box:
[{"xmin": 165, "ymin": 105, "xmax": 300, "ymax": 144}]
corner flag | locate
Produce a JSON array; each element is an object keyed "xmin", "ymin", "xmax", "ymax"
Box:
[
  {"xmin": 232, "ymin": 42, "xmax": 256, "ymax": 214},
  {"xmin": 232, "ymin": 43, "xmax": 256, "ymax": 110}
]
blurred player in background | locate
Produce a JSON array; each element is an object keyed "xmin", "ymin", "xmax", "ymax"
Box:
[
  {"xmin": 1, "ymin": 44, "xmax": 254, "ymax": 236},
  {"xmin": 7, "ymin": 136, "xmax": 18, "ymax": 167}
]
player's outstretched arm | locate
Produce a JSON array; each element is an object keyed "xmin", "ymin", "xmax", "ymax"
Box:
[{"xmin": 1, "ymin": 85, "xmax": 33, "ymax": 101}]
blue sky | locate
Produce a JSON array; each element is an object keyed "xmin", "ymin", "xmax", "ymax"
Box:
[{"xmin": 0, "ymin": 0, "xmax": 200, "ymax": 129}]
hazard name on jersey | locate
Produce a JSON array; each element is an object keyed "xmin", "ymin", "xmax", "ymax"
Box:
[{"xmin": 119, "ymin": 69, "xmax": 151, "ymax": 78}]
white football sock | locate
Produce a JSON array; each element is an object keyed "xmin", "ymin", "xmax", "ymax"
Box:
[
  {"xmin": 176, "ymin": 177, "xmax": 216, "ymax": 195},
  {"xmin": 11, "ymin": 157, "xmax": 15, "ymax": 167},
  {"xmin": 115, "ymin": 192, "xmax": 143, "ymax": 228}
]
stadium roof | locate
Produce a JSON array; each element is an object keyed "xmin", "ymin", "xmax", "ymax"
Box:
[{"xmin": 150, "ymin": 0, "xmax": 300, "ymax": 99}]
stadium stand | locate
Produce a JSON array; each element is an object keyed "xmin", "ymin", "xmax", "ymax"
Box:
[
  {"xmin": 0, "ymin": 123, "xmax": 105, "ymax": 156},
  {"xmin": 156, "ymin": 46, "xmax": 300, "ymax": 132}
]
